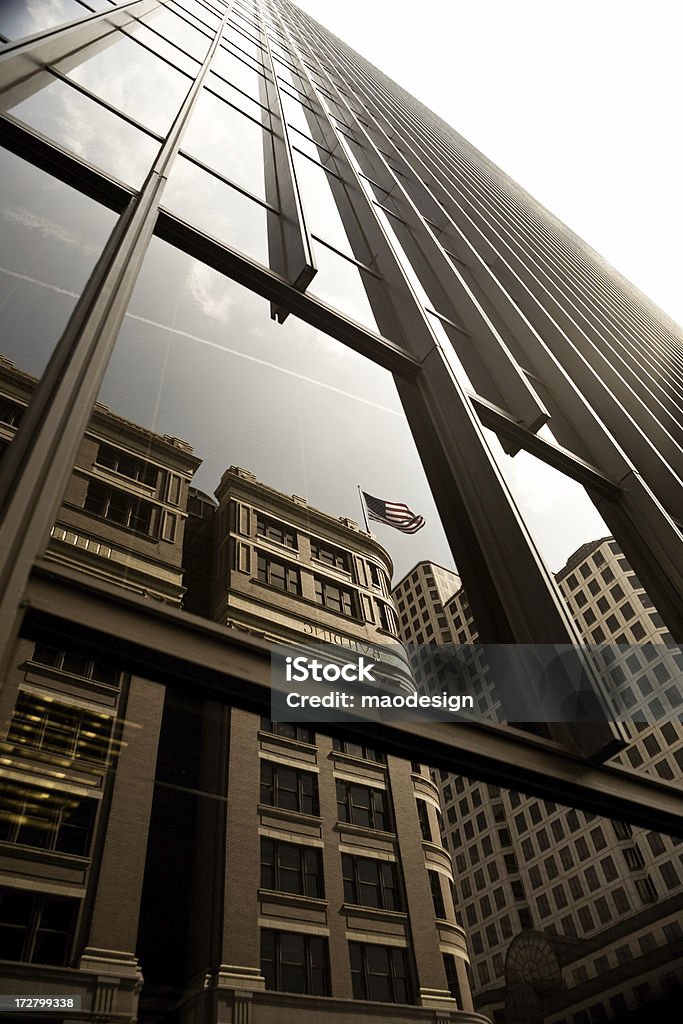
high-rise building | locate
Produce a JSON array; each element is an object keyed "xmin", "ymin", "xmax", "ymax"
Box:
[
  {"xmin": 392, "ymin": 544, "xmax": 683, "ymax": 1023},
  {"xmin": 1, "ymin": 1, "xmax": 682, "ymax": 1023}
]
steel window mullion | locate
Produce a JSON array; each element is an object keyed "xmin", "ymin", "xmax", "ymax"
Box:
[
  {"xmin": 291, "ymin": 31, "xmax": 550, "ymax": 437},
  {"xmin": 0, "ymin": 3, "xmax": 234, "ymax": 688},
  {"xmin": 254, "ymin": 1, "xmax": 315, "ymax": 320}
]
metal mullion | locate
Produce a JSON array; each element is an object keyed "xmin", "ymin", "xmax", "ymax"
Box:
[
  {"xmin": 21, "ymin": 560, "xmax": 683, "ymax": 837},
  {"xmin": 0, "ymin": 3, "xmax": 232, "ymax": 693},
  {"xmin": 166, "ymin": 0, "xmax": 217, "ymax": 37},
  {"xmin": 310, "ymin": 235, "xmax": 382, "ymax": 279},
  {"xmin": 154, "ymin": 209, "xmax": 421, "ymax": 376},
  {"xmin": 173, "ymin": 148, "xmax": 279, "ymax": 212},
  {"xmin": 119, "ymin": 18, "xmax": 204, "ymax": 72},
  {"xmin": 0, "ymin": 113, "xmax": 133, "ymax": 212},
  {"xmin": 207, "ymin": 67, "xmax": 270, "ymax": 113},
  {"xmin": 264, "ymin": 9, "xmax": 628, "ymax": 759},
  {"xmin": 318, "ymin": 40, "xmax": 683, "ymax": 512},
  {"xmin": 255, "ymin": 0, "xmax": 315, "ymax": 320},
  {"xmin": 288, "ymin": 123, "xmax": 333, "ymax": 158},
  {"xmin": 310, "ymin": 31, "xmax": 683, "ymax": 640},
  {"xmin": 292, "ymin": 25, "xmax": 550, "ymax": 436},
  {"xmin": 198, "ymin": 81, "xmax": 272, "ymax": 129},
  {"xmin": 218, "ymin": 38, "xmax": 267, "ymax": 77}
]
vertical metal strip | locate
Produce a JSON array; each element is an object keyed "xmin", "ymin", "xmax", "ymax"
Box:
[{"xmin": 254, "ymin": 0, "xmax": 315, "ymax": 322}]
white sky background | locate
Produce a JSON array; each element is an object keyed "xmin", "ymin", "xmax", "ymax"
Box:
[
  {"xmin": 294, "ymin": 0, "xmax": 682, "ymax": 574},
  {"xmin": 295, "ymin": 0, "xmax": 683, "ymax": 329}
]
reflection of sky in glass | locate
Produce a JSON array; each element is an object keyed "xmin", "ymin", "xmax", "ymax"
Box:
[
  {"xmin": 307, "ymin": 242, "xmax": 378, "ymax": 334},
  {"xmin": 141, "ymin": 7, "xmax": 212, "ymax": 62},
  {"xmin": 6, "ymin": 73, "xmax": 159, "ymax": 188},
  {"xmin": 0, "ymin": 148, "xmax": 116, "ymax": 376},
  {"xmin": 181, "ymin": 91, "xmax": 268, "ymax": 200},
  {"xmin": 96, "ymin": 238, "xmax": 454, "ymax": 581},
  {"xmin": 60, "ymin": 33, "xmax": 192, "ymax": 134},
  {"xmin": 161, "ymin": 156, "xmax": 270, "ymax": 264},
  {"xmin": 0, "ymin": 0, "xmax": 85, "ymax": 39}
]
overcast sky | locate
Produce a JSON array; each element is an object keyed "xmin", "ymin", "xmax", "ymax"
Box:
[{"xmin": 296, "ymin": 0, "xmax": 683, "ymax": 329}]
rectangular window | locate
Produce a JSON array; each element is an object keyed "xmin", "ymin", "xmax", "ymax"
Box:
[
  {"xmin": 260, "ymin": 716, "xmax": 314, "ymax": 743},
  {"xmin": 7, "ymin": 690, "xmax": 113, "ymax": 765},
  {"xmin": 261, "ymin": 929, "xmax": 329, "ymax": 995},
  {"xmin": 332, "ymin": 738, "xmax": 385, "ymax": 762},
  {"xmin": 96, "ymin": 442, "xmax": 158, "ymax": 487},
  {"xmin": 260, "ymin": 838, "xmax": 324, "ymax": 898},
  {"xmin": 342, "ymin": 854, "xmax": 402, "ymax": 910},
  {"xmin": 443, "ymin": 953, "xmax": 462, "ymax": 1003},
  {"xmin": 336, "ymin": 780, "xmax": 389, "ymax": 831},
  {"xmin": 349, "ymin": 941, "xmax": 411, "ymax": 1003},
  {"xmin": 429, "ymin": 870, "xmax": 446, "ymax": 918},
  {"xmin": 257, "ymin": 553, "xmax": 301, "ymax": 594},
  {"xmin": 314, "ymin": 576, "xmax": 356, "ymax": 616},
  {"xmin": 416, "ymin": 799, "xmax": 431, "ymax": 842},
  {"xmin": 0, "ymin": 782, "xmax": 96, "ymax": 858},
  {"xmin": 0, "ymin": 888, "xmax": 77, "ymax": 966},
  {"xmin": 310, "ymin": 537, "xmax": 349, "ymax": 570},
  {"xmin": 260, "ymin": 761, "xmax": 319, "ymax": 815},
  {"xmin": 84, "ymin": 480, "xmax": 154, "ymax": 534},
  {"xmin": 31, "ymin": 644, "xmax": 119, "ymax": 686},
  {"xmin": 256, "ymin": 514, "xmax": 297, "ymax": 548}
]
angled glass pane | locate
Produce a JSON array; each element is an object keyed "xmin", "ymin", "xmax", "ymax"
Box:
[
  {"xmin": 0, "ymin": 0, "xmax": 87, "ymax": 39},
  {"xmin": 57, "ymin": 32, "xmax": 192, "ymax": 133},
  {"xmin": 0, "ymin": 146, "xmax": 116, "ymax": 458},
  {"xmin": 142, "ymin": 6, "xmax": 213, "ymax": 61},
  {"xmin": 161, "ymin": 157, "xmax": 271, "ymax": 265},
  {"xmin": 181, "ymin": 90, "xmax": 268, "ymax": 200},
  {"xmin": 3, "ymin": 73, "xmax": 160, "ymax": 188}
]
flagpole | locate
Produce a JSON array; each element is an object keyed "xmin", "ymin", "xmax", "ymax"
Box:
[{"xmin": 357, "ymin": 486, "xmax": 371, "ymax": 533}]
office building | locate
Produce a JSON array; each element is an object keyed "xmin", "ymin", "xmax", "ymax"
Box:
[
  {"xmin": 393, "ymin": 544, "xmax": 683, "ymax": 1022},
  {"xmin": 0, "ymin": 1, "xmax": 682, "ymax": 1022}
]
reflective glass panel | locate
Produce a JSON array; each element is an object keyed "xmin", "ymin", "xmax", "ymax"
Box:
[
  {"xmin": 4, "ymin": 73, "xmax": 160, "ymax": 188},
  {"xmin": 142, "ymin": 6, "xmax": 213, "ymax": 61},
  {"xmin": 0, "ymin": 146, "xmax": 116, "ymax": 457},
  {"xmin": 0, "ymin": 0, "xmax": 87, "ymax": 39},
  {"xmin": 181, "ymin": 91, "xmax": 268, "ymax": 200},
  {"xmin": 58, "ymin": 32, "xmax": 192, "ymax": 133}
]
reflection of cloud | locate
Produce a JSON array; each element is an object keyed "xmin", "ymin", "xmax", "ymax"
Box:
[
  {"xmin": 124, "ymin": 309, "xmax": 401, "ymax": 416},
  {"xmin": 187, "ymin": 263, "xmax": 236, "ymax": 323},
  {"xmin": 1, "ymin": 206, "xmax": 99, "ymax": 256},
  {"xmin": 0, "ymin": 266, "xmax": 79, "ymax": 299}
]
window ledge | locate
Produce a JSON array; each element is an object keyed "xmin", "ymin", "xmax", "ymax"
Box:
[
  {"xmin": 334, "ymin": 821, "xmax": 396, "ymax": 842},
  {"xmin": 328, "ymin": 749, "xmax": 387, "ymax": 770},
  {"xmin": 342, "ymin": 902, "xmax": 407, "ymax": 922},
  {"xmin": 258, "ymin": 730, "xmax": 317, "ymax": 753},
  {"xmin": 258, "ymin": 803, "xmax": 323, "ymax": 828},
  {"xmin": 258, "ymin": 888, "xmax": 327, "ymax": 911}
]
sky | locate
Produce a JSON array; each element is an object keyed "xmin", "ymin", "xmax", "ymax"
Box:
[{"xmin": 296, "ymin": 0, "xmax": 683, "ymax": 329}]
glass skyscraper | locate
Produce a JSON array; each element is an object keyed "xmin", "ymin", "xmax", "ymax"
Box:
[{"xmin": 0, "ymin": 2, "xmax": 681, "ymax": 1022}]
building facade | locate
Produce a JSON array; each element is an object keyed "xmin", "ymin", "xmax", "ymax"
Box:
[{"xmin": 392, "ymin": 544, "xmax": 683, "ymax": 1023}]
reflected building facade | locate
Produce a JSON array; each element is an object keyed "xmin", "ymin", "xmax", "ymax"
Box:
[
  {"xmin": 1, "ymin": 1, "xmax": 682, "ymax": 1024},
  {"xmin": 392, "ymin": 548, "xmax": 683, "ymax": 1023}
]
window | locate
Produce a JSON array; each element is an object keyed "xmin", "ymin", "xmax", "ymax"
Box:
[
  {"xmin": 257, "ymin": 552, "xmax": 301, "ymax": 594},
  {"xmin": 314, "ymin": 576, "xmax": 356, "ymax": 616},
  {"xmin": 83, "ymin": 480, "xmax": 154, "ymax": 534},
  {"xmin": 96, "ymin": 442, "xmax": 158, "ymax": 486},
  {"xmin": 7, "ymin": 690, "xmax": 113, "ymax": 765},
  {"xmin": 0, "ymin": 395, "xmax": 26, "ymax": 428},
  {"xmin": 260, "ymin": 761, "xmax": 319, "ymax": 815},
  {"xmin": 260, "ymin": 839, "xmax": 324, "ymax": 898},
  {"xmin": 332, "ymin": 738, "xmax": 385, "ymax": 762},
  {"xmin": 429, "ymin": 871, "xmax": 446, "ymax": 918},
  {"xmin": 349, "ymin": 942, "xmax": 411, "ymax": 1003},
  {"xmin": 310, "ymin": 537, "xmax": 349, "ymax": 570},
  {"xmin": 612, "ymin": 820, "xmax": 633, "ymax": 841},
  {"xmin": 0, "ymin": 783, "xmax": 96, "ymax": 857},
  {"xmin": 342, "ymin": 854, "xmax": 402, "ymax": 910},
  {"xmin": 260, "ymin": 716, "xmax": 314, "ymax": 743},
  {"xmin": 261, "ymin": 930, "xmax": 329, "ymax": 995},
  {"xmin": 622, "ymin": 846, "xmax": 645, "ymax": 871},
  {"xmin": 635, "ymin": 877, "xmax": 657, "ymax": 904},
  {"xmin": 256, "ymin": 514, "xmax": 296, "ymax": 548},
  {"xmin": 336, "ymin": 780, "xmax": 389, "ymax": 831},
  {"xmin": 0, "ymin": 887, "xmax": 76, "ymax": 965},
  {"xmin": 443, "ymin": 953, "xmax": 462, "ymax": 1004},
  {"xmin": 416, "ymin": 799, "xmax": 431, "ymax": 842}
]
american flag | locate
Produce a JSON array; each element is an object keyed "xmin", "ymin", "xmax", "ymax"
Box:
[{"xmin": 362, "ymin": 491, "xmax": 425, "ymax": 534}]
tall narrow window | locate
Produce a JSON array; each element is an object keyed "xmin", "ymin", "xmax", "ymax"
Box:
[
  {"xmin": 260, "ymin": 761, "xmax": 319, "ymax": 815},
  {"xmin": 336, "ymin": 780, "xmax": 389, "ymax": 831},
  {"xmin": 349, "ymin": 942, "xmax": 411, "ymax": 1003},
  {"xmin": 261, "ymin": 930, "xmax": 330, "ymax": 995}
]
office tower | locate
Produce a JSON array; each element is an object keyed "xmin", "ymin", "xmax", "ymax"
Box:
[
  {"xmin": 0, "ymin": 1, "xmax": 681, "ymax": 1022},
  {"xmin": 393, "ymin": 544, "xmax": 683, "ymax": 1022}
]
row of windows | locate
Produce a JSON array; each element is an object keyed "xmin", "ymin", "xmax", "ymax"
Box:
[
  {"xmin": 259, "ymin": 761, "xmax": 391, "ymax": 831},
  {"xmin": 261, "ymin": 930, "xmax": 412, "ymax": 1002}
]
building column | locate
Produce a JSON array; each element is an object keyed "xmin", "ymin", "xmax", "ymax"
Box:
[
  {"xmin": 77, "ymin": 675, "xmax": 165, "ymax": 1017},
  {"xmin": 387, "ymin": 757, "xmax": 456, "ymax": 1010}
]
